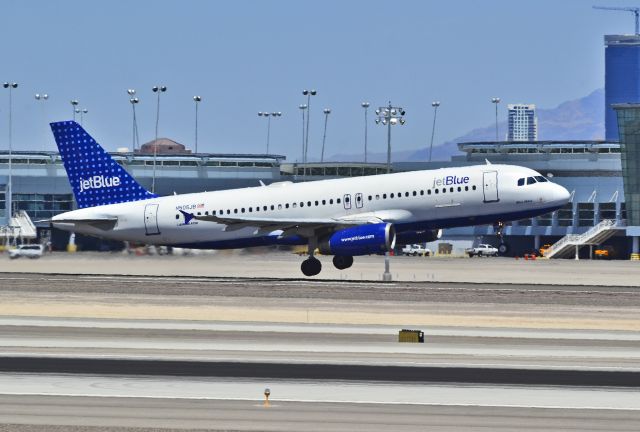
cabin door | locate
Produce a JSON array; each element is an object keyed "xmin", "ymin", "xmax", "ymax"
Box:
[
  {"xmin": 482, "ymin": 171, "xmax": 499, "ymax": 203},
  {"xmin": 144, "ymin": 203, "xmax": 161, "ymax": 235}
]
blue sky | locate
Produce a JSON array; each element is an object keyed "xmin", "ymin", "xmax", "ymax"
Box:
[{"xmin": 0, "ymin": 0, "xmax": 635, "ymax": 159}]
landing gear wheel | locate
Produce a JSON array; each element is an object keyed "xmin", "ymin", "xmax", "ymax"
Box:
[
  {"xmin": 333, "ymin": 255, "xmax": 354, "ymax": 270},
  {"xmin": 498, "ymin": 243, "xmax": 509, "ymax": 255},
  {"xmin": 301, "ymin": 257, "xmax": 322, "ymax": 277}
]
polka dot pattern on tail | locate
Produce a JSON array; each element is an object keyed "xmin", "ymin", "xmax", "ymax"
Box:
[{"xmin": 50, "ymin": 121, "xmax": 157, "ymax": 209}]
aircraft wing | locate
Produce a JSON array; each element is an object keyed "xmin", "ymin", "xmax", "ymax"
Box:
[{"xmin": 183, "ymin": 209, "xmax": 412, "ymax": 235}]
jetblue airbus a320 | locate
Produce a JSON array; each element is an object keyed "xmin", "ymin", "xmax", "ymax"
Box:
[{"xmin": 49, "ymin": 121, "xmax": 570, "ymax": 276}]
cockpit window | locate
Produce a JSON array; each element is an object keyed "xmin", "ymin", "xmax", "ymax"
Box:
[
  {"xmin": 534, "ymin": 176, "xmax": 548, "ymax": 183},
  {"xmin": 526, "ymin": 177, "xmax": 536, "ymax": 185},
  {"xmin": 517, "ymin": 178, "xmax": 525, "ymax": 186}
]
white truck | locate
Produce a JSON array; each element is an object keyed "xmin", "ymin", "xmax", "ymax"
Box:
[
  {"xmin": 401, "ymin": 244, "xmax": 432, "ymax": 256},
  {"xmin": 8, "ymin": 244, "xmax": 44, "ymax": 259},
  {"xmin": 465, "ymin": 244, "xmax": 499, "ymax": 257}
]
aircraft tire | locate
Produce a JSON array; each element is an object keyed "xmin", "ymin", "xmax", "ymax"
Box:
[
  {"xmin": 498, "ymin": 243, "xmax": 509, "ymax": 255},
  {"xmin": 301, "ymin": 257, "xmax": 322, "ymax": 277},
  {"xmin": 333, "ymin": 255, "xmax": 354, "ymax": 270}
]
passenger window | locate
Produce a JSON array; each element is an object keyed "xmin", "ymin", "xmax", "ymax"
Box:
[
  {"xmin": 285, "ymin": 204, "xmax": 289, "ymax": 209},
  {"xmin": 390, "ymin": 193, "xmax": 395, "ymax": 198},
  {"xmin": 420, "ymin": 190, "xmax": 424, "ymax": 195},
  {"xmin": 368, "ymin": 195, "xmax": 372, "ymax": 201},
  {"xmin": 535, "ymin": 176, "xmax": 548, "ymax": 182},
  {"xmin": 427, "ymin": 190, "xmax": 431, "ymax": 195},
  {"xmin": 527, "ymin": 177, "xmax": 536, "ymax": 185},
  {"xmin": 293, "ymin": 203, "xmax": 297, "ymax": 208},
  {"xmin": 405, "ymin": 192, "xmax": 409, "ymax": 197},
  {"xmin": 263, "ymin": 206, "xmax": 267, "ymax": 211},
  {"xmin": 376, "ymin": 194, "xmax": 380, "ymax": 200},
  {"xmin": 227, "ymin": 210, "xmax": 231, "ymax": 214},
  {"xmin": 472, "ymin": 185, "xmax": 477, "ymax": 190},
  {"xmin": 322, "ymin": 199, "xmax": 326, "ymax": 205},
  {"xmin": 383, "ymin": 194, "xmax": 387, "ymax": 199},
  {"xmin": 442, "ymin": 188, "xmax": 446, "ymax": 194},
  {"xmin": 197, "ymin": 212, "xmax": 201, "ymax": 216},
  {"xmin": 412, "ymin": 191, "xmax": 417, "ymax": 196},
  {"xmin": 278, "ymin": 204, "xmax": 282, "ymax": 210},
  {"xmin": 241, "ymin": 208, "xmax": 245, "ymax": 213},
  {"xmin": 315, "ymin": 200, "xmax": 319, "ymax": 206},
  {"xmin": 337, "ymin": 198, "xmax": 341, "ymax": 204},
  {"xmin": 329, "ymin": 199, "xmax": 334, "ymax": 204},
  {"xmin": 248, "ymin": 208, "xmax": 252, "ymax": 212},
  {"xmin": 465, "ymin": 186, "xmax": 469, "ymax": 191},
  {"xmin": 457, "ymin": 187, "xmax": 461, "ymax": 192},
  {"xmin": 270, "ymin": 205, "xmax": 275, "ymax": 210},
  {"xmin": 435, "ymin": 189, "xmax": 439, "ymax": 194},
  {"xmin": 450, "ymin": 187, "xmax": 454, "ymax": 192},
  {"xmin": 517, "ymin": 178, "xmax": 525, "ymax": 186},
  {"xmin": 175, "ymin": 214, "xmax": 179, "ymax": 220},
  {"xmin": 212, "ymin": 211, "xmax": 216, "ymax": 215},
  {"xmin": 234, "ymin": 209, "xmax": 238, "ymax": 214},
  {"xmin": 300, "ymin": 202, "xmax": 304, "ymax": 207},
  {"xmin": 307, "ymin": 201, "xmax": 311, "ymax": 206}
]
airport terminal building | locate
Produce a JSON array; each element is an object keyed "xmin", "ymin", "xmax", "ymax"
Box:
[{"xmin": 1, "ymin": 133, "xmax": 638, "ymax": 257}]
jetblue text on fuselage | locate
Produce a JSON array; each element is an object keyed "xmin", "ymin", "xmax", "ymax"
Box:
[
  {"xmin": 432, "ymin": 175, "xmax": 470, "ymax": 188},
  {"xmin": 78, "ymin": 175, "xmax": 121, "ymax": 193}
]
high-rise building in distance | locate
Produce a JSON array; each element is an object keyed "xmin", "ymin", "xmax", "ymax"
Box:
[
  {"xmin": 507, "ymin": 104, "xmax": 537, "ymax": 141},
  {"xmin": 605, "ymin": 35, "xmax": 640, "ymax": 141}
]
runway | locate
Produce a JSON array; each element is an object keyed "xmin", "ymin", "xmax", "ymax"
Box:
[{"xmin": 0, "ymin": 264, "xmax": 638, "ymax": 430}]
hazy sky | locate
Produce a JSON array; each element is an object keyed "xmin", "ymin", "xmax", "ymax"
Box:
[{"xmin": 0, "ymin": 0, "xmax": 634, "ymax": 159}]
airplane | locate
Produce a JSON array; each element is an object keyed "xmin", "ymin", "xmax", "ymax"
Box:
[{"xmin": 48, "ymin": 121, "xmax": 570, "ymax": 276}]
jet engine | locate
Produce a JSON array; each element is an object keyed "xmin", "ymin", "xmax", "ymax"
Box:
[{"xmin": 318, "ymin": 223, "xmax": 395, "ymax": 256}]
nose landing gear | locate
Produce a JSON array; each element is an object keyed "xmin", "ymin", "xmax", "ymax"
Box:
[{"xmin": 494, "ymin": 221, "xmax": 510, "ymax": 255}]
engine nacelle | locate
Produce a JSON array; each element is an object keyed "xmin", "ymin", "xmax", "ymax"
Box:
[
  {"xmin": 318, "ymin": 223, "xmax": 396, "ymax": 256},
  {"xmin": 395, "ymin": 229, "xmax": 442, "ymax": 246}
]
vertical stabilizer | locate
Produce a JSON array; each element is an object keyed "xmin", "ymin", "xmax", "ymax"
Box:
[{"xmin": 50, "ymin": 121, "xmax": 157, "ymax": 208}]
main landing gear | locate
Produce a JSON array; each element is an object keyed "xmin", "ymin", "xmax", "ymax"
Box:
[
  {"xmin": 301, "ymin": 238, "xmax": 322, "ymax": 277},
  {"xmin": 300, "ymin": 239, "xmax": 355, "ymax": 277},
  {"xmin": 333, "ymin": 255, "xmax": 353, "ymax": 270}
]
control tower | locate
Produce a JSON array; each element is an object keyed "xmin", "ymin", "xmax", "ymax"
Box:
[{"xmin": 605, "ymin": 35, "xmax": 640, "ymax": 141}]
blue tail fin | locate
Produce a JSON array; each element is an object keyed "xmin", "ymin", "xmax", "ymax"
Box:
[{"xmin": 50, "ymin": 121, "xmax": 157, "ymax": 209}]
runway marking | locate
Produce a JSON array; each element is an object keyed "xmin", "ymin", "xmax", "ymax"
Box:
[{"xmin": 0, "ymin": 391, "xmax": 638, "ymax": 411}]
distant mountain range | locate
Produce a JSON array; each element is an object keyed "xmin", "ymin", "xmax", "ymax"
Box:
[{"xmin": 327, "ymin": 88, "xmax": 605, "ymax": 162}]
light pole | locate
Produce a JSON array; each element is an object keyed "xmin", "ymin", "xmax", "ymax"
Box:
[
  {"xmin": 75, "ymin": 108, "xmax": 88, "ymax": 126},
  {"xmin": 151, "ymin": 85, "xmax": 167, "ymax": 194},
  {"xmin": 70, "ymin": 99, "xmax": 79, "ymax": 121},
  {"xmin": 127, "ymin": 89, "xmax": 140, "ymax": 152},
  {"xmin": 428, "ymin": 101, "xmax": 440, "ymax": 162},
  {"xmin": 302, "ymin": 89, "xmax": 316, "ymax": 169},
  {"xmin": 361, "ymin": 102, "xmax": 369, "ymax": 163},
  {"xmin": 375, "ymin": 101, "xmax": 405, "ymax": 282},
  {"xmin": 193, "ymin": 96, "xmax": 202, "ymax": 153},
  {"xmin": 375, "ymin": 101, "xmax": 406, "ymax": 174},
  {"xmin": 2, "ymin": 82, "xmax": 17, "ymax": 223},
  {"xmin": 320, "ymin": 108, "xmax": 331, "ymax": 163},
  {"xmin": 258, "ymin": 111, "xmax": 281, "ymax": 154},
  {"xmin": 298, "ymin": 104, "xmax": 307, "ymax": 171},
  {"xmin": 127, "ymin": 90, "xmax": 140, "ymax": 152},
  {"xmin": 35, "ymin": 93, "xmax": 49, "ymax": 151},
  {"xmin": 491, "ymin": 97, "xmax": 501, "ymax": 142}
]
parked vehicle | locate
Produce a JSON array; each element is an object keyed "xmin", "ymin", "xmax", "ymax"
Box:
[
  {"xmin": 8, "ymin": 244, "xmax": 44, "ymax": 259},
  {"xmin": 401, "ymin": 244, "xmax": 432, "ymax": 256},
  {"xmin": 466, "ymin": 244, "xmax": 499, "ymax": 257}
]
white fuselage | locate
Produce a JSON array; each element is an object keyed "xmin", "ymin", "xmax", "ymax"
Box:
[{"xmin": 52, "ymin": 164, "xmax": 570, "ymax": 247}]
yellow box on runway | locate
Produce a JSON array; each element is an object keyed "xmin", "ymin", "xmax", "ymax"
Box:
[{"xmin": 398, "ymin": 329, "xmax": 424, "ymax": 343}]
